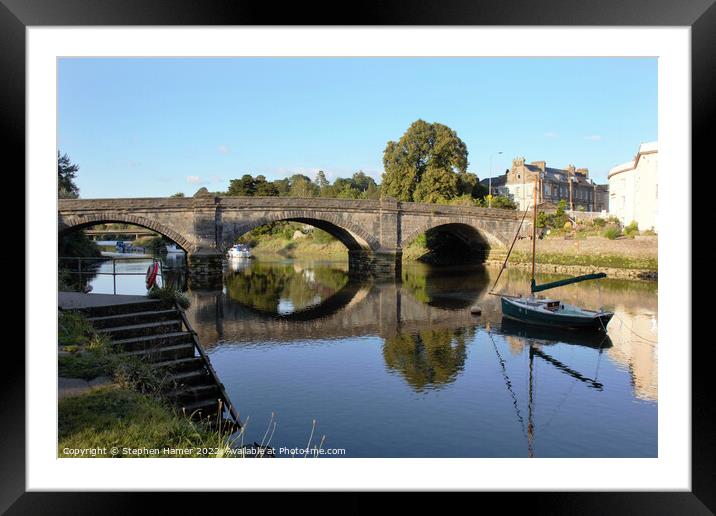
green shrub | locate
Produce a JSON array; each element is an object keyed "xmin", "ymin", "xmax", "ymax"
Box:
[
  {"xmin": 58, "ymin": 349, "xmax": 116, "ymax": 380},
  {"xmin": 148, "ymin": 285, "xmax": 191, "ymax": 309},
  {"xmin": 313, "ymin": 228, "xmax": 337, "ymax": 244},
  {"xmin": 623, "ymin": 221, "xmax": 639, "ymax": 237},
  {"xmin": 59, "ymin": 311, "xmax": 94, "ymax": 346},
  {"xmin": 113, "ymin": 356, "xmax": 171, "ymax": 395},
  {"xmin": 603, "ymin": 226, "xmax": 622, "ymax": 240},
  {"xmin": 593, "ymin": 217, "xmax": 607, "ymax": 228}
]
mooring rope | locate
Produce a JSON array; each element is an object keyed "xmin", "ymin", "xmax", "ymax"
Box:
[{"xmin": 489, "ymin": 203, "xmax": 531, "ymax": 294}]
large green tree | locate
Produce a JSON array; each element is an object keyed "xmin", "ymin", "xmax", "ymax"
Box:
[
  {"xmin": 58, "ymin": 151, "xmax": 80, "ymax": 199},
  {"xmin": 227, "ymin": 174, "xmax": 257, "ymax": 196},
  {"xmin": 381, "ymin": 120, "xmax": 469, "ymax": 202},
  {"xmin": 254, "ymin": 175, "xmax": 279, "ymax": 196},
  {"xmin": 288, "ymin": 174, "xmax": 319, "ymax": 197}
]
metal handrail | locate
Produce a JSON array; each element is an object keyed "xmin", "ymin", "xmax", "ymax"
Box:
[
  {"xmin": 58, "ymin": 256, "xmax": 169, "ymax": 294},
  {"xmin": 175, "ymin": 302, "xmax": 242, "ymax": 427}
]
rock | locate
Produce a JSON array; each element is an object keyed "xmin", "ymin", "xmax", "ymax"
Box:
[
  {"xmin": 58, "ymin": 377, "xmax": 91, "ymax": 399},
  {"xmin": 88, "ymin": 376, "xmax": 114, "ymax": 389}
]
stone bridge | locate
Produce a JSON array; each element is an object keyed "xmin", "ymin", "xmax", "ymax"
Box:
[{"xmin": 58, "ymin": 196, "xmax": 527, "ymax": 283}]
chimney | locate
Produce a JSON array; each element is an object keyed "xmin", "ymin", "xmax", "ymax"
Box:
[
  {"xmin": 566, "ymin": 164, "xmax": 576, "ymax": 174},
  {"xmin": 512, "ymin": 156, "xmax": 525, "ymax": 168},
  {"xmin": 531, "ymin": 160, "xmax": 546, "ymax": 172},
  {"xmin": 575, "ymin": 168, "xmax": 589, "ymax": 177}
]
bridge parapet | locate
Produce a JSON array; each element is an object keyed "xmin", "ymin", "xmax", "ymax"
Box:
[{"xmin": 59, "ymin": 196, "xmax": 527, "ymax": 282}]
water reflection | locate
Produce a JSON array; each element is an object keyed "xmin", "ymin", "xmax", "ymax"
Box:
[
  {"xmin": 223, "ymin": 260, "xmax": 349, "ymax": 316},
  {"xmin": 382, "ymin": 327, "xmax": 474, "ymax": 391},
  {"xmin": 85, "ymin": 257, "xmax": 658, "ymax": 456}
]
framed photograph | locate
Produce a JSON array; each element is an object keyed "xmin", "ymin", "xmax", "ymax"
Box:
[{"xmin": 8, "ymin": 0, "xmax": 708, "ymax": 510}]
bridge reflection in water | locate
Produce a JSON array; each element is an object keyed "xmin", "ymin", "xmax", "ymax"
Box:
[{"xmin": 178, "ymin": 259, "xmax": 658, "ymax": 457}]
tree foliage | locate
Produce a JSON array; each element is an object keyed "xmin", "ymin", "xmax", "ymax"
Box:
[
  {"xmin": 381, "ymin": 120, "xmax": 469, "ymax": 202},
  {"xmin": 58, "ymin": 151, "xmax": 80, "ymax": 199}
]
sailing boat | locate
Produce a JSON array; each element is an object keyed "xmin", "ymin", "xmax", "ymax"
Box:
[{"xmin": 494, "ymin": 182, "xmax": 614, "ymax": 330}]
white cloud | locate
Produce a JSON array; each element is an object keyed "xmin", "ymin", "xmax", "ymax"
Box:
[
  {"xmin": 218, "ymin": 145, "xmax": 230, "ymax": 155},
  {"xmin": 585, "ymin": 135, "xmax": 602, "ymax": 141},
  {"xmin": 543, "ymin": 132, "xmax": 559, "ymax": 139},
  {"xmin": 186, "ymin": 175, "xmax": 206, "ymax": 185}
]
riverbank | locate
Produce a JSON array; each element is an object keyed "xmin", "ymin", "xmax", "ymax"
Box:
[
  {"xmin": 244, "ymin": 229, "xmax": 657, "ymax": 279},
  {"xmin": 488, "ymin": 235, "xmax": 658, "ymax": 280},
  {"xmin": 248, "ymin": 233, "xmax": 348, "ymax": 259}
]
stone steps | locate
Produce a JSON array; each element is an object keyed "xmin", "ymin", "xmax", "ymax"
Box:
[
  {"xmin": 99, "ymin": 320, "xmax": 183, "ymax": 340},
  {"xmin": 88, "ymin": 309, "xmax": 180, "ymax": 329},
  {"xmin": 167, "ymin": 368, "xmax": 211, "ymax": 387},
  {"xmin": 151, "ymin": 356, "xmax": 205, "ymax": 373},
  {"xmin": 112, "ymin": 331, "xmax": 194, "ymax": 353},
  {"xmin": 124, "ymin": 342, "xmax": 196, "ymax": 362},
  {"xmin": 71, "ymin": 296, "xmax": 238, "ymax": 424},
  {"xmin": 179, "ymin": 397, "xmax": 222, "ymax": 421},
  {"xmin": 75, "ymin": 299, "xmax": 173, "ymax": 318},
  {"xmin": 167, "ymin": 384, "xmax": 219, "ymax": 402}
]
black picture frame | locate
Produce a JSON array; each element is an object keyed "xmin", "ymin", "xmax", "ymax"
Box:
[{"xmin": 5, "ymin": 0, "xmax": 708, "ymax": 512}]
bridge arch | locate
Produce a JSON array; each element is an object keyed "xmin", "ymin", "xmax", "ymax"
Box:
[
  {"xmin": 58, "ymin": 212, "xmax": 194, "ymax": 253},
  {"xmin": 402, "ymin": 220, "xmax": 508, "ymax": 250},
  {"xmin": 401, "ymin": 221, "xmax": 506, "ymax": 264},
  {"xmin": 220, "ymin": 212, "xmax": 380, "ymax": 252}
]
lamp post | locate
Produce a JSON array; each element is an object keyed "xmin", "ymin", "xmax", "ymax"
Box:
[{"xmin": 488, "ymin": 151, "xmax": 503, "ymax": 208}]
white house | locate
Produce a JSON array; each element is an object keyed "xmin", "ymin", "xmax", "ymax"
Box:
[{"xmin": 608, "ymin": 141, "xmax": 658, "ymax": 232}]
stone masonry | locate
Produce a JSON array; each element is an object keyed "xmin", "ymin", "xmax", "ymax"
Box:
[{"xmin": 58, "ymin": 197, "xmax": 527, "ymax": 282}]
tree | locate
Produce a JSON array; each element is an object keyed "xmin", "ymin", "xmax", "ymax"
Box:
[
  {"xmin": 193, "ymin": 187, "xmax": 210, "ymax": 197},
  {"xmin": 227, "ymin": 174, "xmax": 257, "ymax": 196},
  {"xmin": 58, "ymin": 151, "xmax": 80, "ymax": 199},
  {"xmin": 315, "ymin": 170, "xmax": 329, "ymax": 190},
  {"xmin": 273, "ymin": 178, "xmax": 291, "ymax": 196},
  {"xmin": 381, "ymin": 120, "xmax": 468, "ymax": 202},
  {"xmin": 254, "ymin": 175, "xmax": 279, "ymax": 196},
  {"xmin": 288, "ymin": 174, "xmax": 319, "ymax": 197},
  {"xmin": 413, "ymin": 167, "xmax": 459, "ymax": 203},
  {"xmin": 351, "ymin": 170, "xmax": 377, "ymax": 193},
  {"xmin": 170, "ymin": 192, "xmax": 185, "ymax": 198}
]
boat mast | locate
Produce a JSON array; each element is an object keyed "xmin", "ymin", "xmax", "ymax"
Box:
[{"xmin": 531, "ymin": 179, "xmax": 538, "ymax": 287}]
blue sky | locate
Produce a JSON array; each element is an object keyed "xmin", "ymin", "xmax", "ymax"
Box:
[{"xmin": 58, "ymin": 57, "xmax": 657, "ymax": 198}]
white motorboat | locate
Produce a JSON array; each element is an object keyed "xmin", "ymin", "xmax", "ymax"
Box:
[
  {"xmin": 165, "ymin": 243, "xmax": 184, "ymax": 254},
  {"xmin": 227, "ymin": 244, "xmax": 252, "ymax": 259}
]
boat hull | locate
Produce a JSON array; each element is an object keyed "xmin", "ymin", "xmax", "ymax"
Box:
[{"xmin": 501, "ymin": 296, "xmax": 613, "ymax": 330}]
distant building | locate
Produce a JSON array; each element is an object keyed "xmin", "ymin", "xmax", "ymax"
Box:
[
  {"xmin": 608, "ymin": 142, "xmax": 658, "ymax": 232},
  {"xmin": 481, "ymin": 157, "xmax": 608, "ymax": 212}
]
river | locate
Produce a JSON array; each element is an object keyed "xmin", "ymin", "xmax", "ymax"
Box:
[{"xmin": 84, "ymin": 255, "xmax": 658, "ymax": 457}]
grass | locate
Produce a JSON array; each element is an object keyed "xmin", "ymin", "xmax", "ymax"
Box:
[
  {"xmin": 58, "ymin": 387, "xmax": 238, "ymax": 457},
  {"xmin": 508, "ymin": 250, "xmax": 658, "ymax": 271},
  {"xmin": 248, "ymin": 233, "xmax": 348, "ymax": 259},
  {"xmin": 59, "ymin": 311, "xmax": 95, "ymax": 346},
  {"xmin": 59, "ymin": 350, "xmax": 116, "ymax": 380}
]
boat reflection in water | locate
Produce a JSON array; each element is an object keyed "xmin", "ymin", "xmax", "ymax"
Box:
[
  {"xmin": 497, "ymin": 317, "xmax": 613, "ymax": 350},
  {"xmin": 177, "ymin": 259, "xmax": 657, "ymax": 458}
]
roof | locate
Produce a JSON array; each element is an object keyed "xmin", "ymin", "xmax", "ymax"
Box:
[{"xmin": 608, "ymin": 141, "xmax": 658, "ymax": 179}]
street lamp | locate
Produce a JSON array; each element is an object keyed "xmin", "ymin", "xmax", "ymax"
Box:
[{"xmin": 488, "ymin": 151, "xmax": 503, "ymax": 208}]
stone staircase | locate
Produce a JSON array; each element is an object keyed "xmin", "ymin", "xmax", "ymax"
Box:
[{"xmin": 76, "ymin": 299, "xmax": 237, "ymax": 424}]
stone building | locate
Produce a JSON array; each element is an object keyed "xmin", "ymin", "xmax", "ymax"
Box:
[
  {"xmin": 482, "ymin": 157, "xmax": 608, "ymax": 212},
  {"xmin": 608, "ymin": 141, "xmax": 658, "ymax": 232}
]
